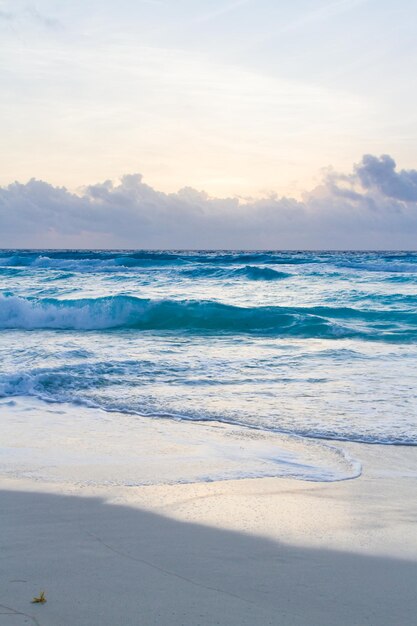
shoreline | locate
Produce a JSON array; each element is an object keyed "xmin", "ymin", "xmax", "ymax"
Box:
[
  {"xmin": 1, "ymin": 441, "xmax": 417, "ymax": 625},
  {"xmin": 0, "ymin": 396, "xmax": 363, "ymax": 486}
]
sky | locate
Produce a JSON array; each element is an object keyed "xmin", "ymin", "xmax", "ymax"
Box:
[{"xmin": 1, "ymin": 0, "xmax": 417, "ymax": 248}]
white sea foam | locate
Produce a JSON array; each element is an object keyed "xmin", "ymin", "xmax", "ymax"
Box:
[
  {"xmin": 0, "ymin": 397, "xmax": 361, "ymax": 485},
  {"xmin": 0, "ymin": 250, "xmax": 416, "ymax": 483},
  {"xmin": 0, "ymin": 293, "xmax": 415, "ymax": 340}
]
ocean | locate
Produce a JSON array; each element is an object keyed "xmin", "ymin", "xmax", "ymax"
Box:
[{"xmin": 0, "ymin": 250, "xmax": 416, "ymax": 485}]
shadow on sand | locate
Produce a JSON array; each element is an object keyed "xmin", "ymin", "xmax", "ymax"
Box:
[{"xmin": 0, "ymin": 489, "xmax": 416, "ymax": 626}]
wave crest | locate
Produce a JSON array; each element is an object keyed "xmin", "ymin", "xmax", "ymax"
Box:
[
  {"xmin": 0, "ymin": 293, "xmax": 415, "ymax": 339},
  {"xmin": 181, "ymin": 265, "xmax": 290, "ymax": 281}
]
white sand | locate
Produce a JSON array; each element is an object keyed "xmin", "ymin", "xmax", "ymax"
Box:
[{"xmin": 1, "ymin": 440, "xmax": 417, "ymax": 625}]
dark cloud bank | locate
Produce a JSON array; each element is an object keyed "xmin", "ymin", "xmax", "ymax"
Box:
[{"xmin": 1, "ymin": 155, "xmax": 417, "ymax": 249}]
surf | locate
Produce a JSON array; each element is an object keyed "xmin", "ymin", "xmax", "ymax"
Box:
[{"xmin": 0, "ymin": 293, "xmax": 415, "ymax": 340}]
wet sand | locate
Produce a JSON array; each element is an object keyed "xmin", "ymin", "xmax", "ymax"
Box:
[{"xmin": 1, "ymin": 443, "xmax": 416, "ymax": 625}]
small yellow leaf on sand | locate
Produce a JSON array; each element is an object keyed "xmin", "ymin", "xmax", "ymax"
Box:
[{"xmin": 32, "ymin": 591, "xmax": 46, "ymax": 604}]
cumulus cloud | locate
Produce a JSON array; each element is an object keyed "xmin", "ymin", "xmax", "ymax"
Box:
[
  {"xmin": 355, "ymin": 154, "xmax": 417, "ymax": 202},
  {"xmin": 1, "ymin": 155, "xmax": 416, "ymax": 249}
]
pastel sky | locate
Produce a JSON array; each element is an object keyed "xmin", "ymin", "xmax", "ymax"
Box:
[
  {"xmin": 1, "ymin": 1, "xmax": 417, "ymax": 249},
  {"xmin": 1, "ymin": 0, "xmax": 416, "ymax": 197}
]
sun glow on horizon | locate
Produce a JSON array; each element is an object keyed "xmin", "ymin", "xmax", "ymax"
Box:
[{"xmin": 1, "ymin": 0, "xmax": 416, "ymax": 197}]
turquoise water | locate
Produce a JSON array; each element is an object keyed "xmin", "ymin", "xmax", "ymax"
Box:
[{"xmin": 0, "ymin": 250, "xmax": 416, "ymax": 455}]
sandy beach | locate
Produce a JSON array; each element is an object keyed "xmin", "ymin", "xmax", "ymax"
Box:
[
  {"xmin": 1, "ymin": 253, "xmax": 416, "ymax": 625},
  {"xmin": 1, "ymin": 440, "xmax": 417, "ymax": 626},
  {"xmin": 2, "ymin": 0, "xmax": 417, "ymax": 620}
]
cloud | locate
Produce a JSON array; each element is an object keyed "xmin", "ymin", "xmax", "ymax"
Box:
[
  {"xmin": 0, "ymin": 4, "xmax": 62, "ymax": 29},
  {"xmin": 354, "ymin": 154, "xmax": 417, "ymax": 202},
  {"xmin": 1, "ymin": 155, "xmax": 416, "ymax": 249},
  {"xmin": 0, "ymin": 9, "xmax": 13, "ymax": 20},
  {"xmin": 25, "ymin": 5, "xmax": 62, "ymax": 30}
]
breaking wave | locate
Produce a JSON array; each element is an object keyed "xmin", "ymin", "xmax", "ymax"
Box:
[
  {"xmin": 181, "ymin": 265, "xmax": 290, "ymax": 280},
  {"xmin": 0, "ymin": 293, "xmax": 415, "ymax": 340}
]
